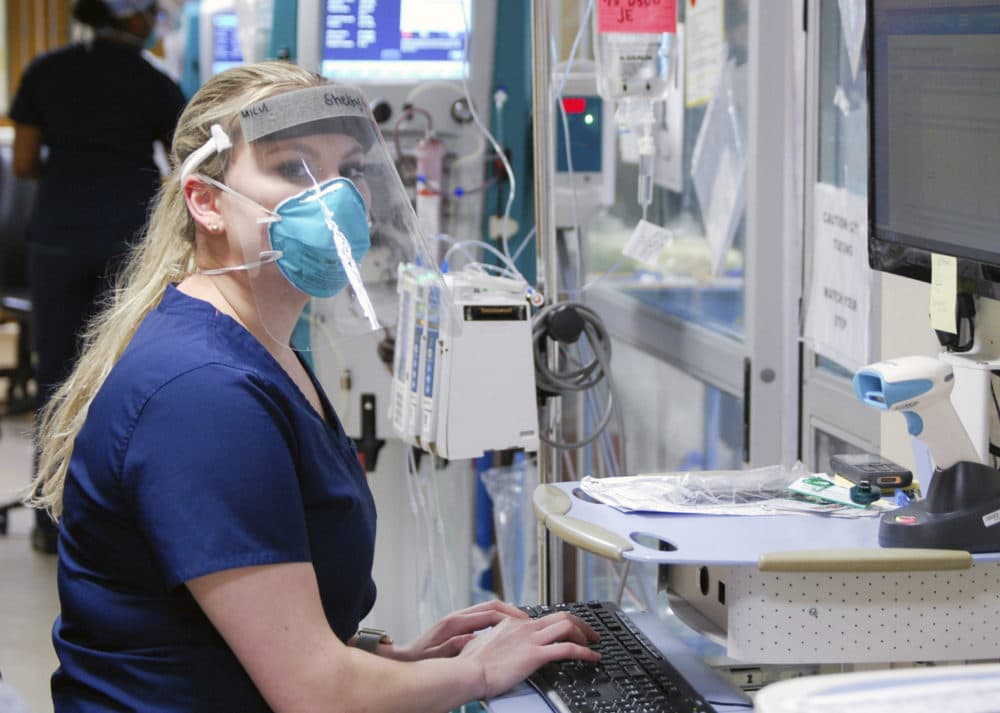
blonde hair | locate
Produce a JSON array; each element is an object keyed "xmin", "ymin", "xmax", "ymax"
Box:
[{"xmin": 27, "ymin": 61, "xmax": 326, "ymax": 519}]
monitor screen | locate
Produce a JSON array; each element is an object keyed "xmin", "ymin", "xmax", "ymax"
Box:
[
  {"xmin": 320, "ymin": 0, "xmax": 472, "ymax": 82},
  {"xmin": 868, "ymin": 0, "xmax": 1000, "ymax": 296},
  {"xmin": 211, "ymin": 10, "xmax": 244, "ymax": 76}
]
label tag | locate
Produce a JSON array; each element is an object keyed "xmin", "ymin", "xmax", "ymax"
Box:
[
  {"xmin": 930, "ymin": 253, "xmax": 958, "ymax": 334},
  {"xmin": 685, "ymin": 0, "xmax": 724, "ymax": 107},
  {"xmin": 598, "ymin": 0, "xmax": 677, "ymax": 34},
  {"xmin": 622, "ymin": 219, "xmax": 673, "ymax": 267},
  {"xmin": 984, "ymin": 508, "xmax": 1000, "ymax": 528}
]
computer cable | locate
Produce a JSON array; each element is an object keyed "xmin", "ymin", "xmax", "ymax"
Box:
[{"xmin": 990, "ymin": 370, "xmax": 1000, "ymax": 470}]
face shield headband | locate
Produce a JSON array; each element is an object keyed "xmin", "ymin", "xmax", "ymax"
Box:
[{"xmin": 179, "ymin": 95, "xmax": 380, "ymax": 330}]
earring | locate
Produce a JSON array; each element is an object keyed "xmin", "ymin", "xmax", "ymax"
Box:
[{"xmin": 208, "ymin": 223, "xmax": 221, "ymax": 233}]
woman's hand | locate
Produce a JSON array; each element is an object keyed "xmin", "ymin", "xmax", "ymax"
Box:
[
  {"xmin": 384, "ymin": 600, "xmax": 531, "ymax": 661},
  {"xmin": 457, "ymin": 611, "xmax": 601, "ymax": 700}
]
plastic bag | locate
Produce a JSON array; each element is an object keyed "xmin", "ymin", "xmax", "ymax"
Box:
[
  {"xmin": 584, "ymin": 462, "xmax": 810, "ymax": 508},
  {"xmin": 480, "ymin": 460, "xmax": 538, "ymax": 606}
]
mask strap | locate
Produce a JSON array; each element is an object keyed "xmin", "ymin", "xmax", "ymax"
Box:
[
  {"xmin": 186, "ymin": 132, "xmax": 282, "ymax": 277},
  {"xmin": 195, "ymin": 174, "xmax": 280, "ymax": 225},
  {"xmin": 193, "ymin": 177, "xmax": 282, "ymax": 276},
  {"xmin": 199, "ymin": 250, "xmax": 282, "ymax": 276}
]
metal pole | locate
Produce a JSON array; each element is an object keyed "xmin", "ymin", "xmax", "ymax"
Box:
[{"xmin": 530, "ymin": 0, "xmax": 563, "ymax": 605}]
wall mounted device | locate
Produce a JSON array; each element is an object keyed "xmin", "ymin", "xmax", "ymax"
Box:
[{"xmin": 552, "ymin": 61, "xmax": 616, "ymax": 228}]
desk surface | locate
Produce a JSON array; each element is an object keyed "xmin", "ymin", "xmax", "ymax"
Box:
[
  {"xmin": 534, "ymin": 482, "xmax": 1000, "ymax": 568},
  {"xmin": 534, "ymin": 481, "xmax": 1000, "ymax": 664},
  {"xmin": 484, "ymin": 610, "xmax": 751, "ymax": 713}
]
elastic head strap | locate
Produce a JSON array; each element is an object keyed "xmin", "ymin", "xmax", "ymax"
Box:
[{"xmin": 179, "ymin": 124, "xmax": 233, "ymax": 183}]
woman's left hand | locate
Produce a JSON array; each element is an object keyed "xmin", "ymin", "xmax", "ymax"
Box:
[{"xmin": 383, "ymin": 600, "xmax": 529, "ymax": 661}]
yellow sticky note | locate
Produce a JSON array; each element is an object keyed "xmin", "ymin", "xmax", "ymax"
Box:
[{"xmin": 930, "ymin": 253, "xmax": 958, "ymax": 334}]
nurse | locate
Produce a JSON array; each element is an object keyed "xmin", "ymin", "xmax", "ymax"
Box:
[{"xmin": 27, "ymin": 61, "xmax": 599, "ymax": 712}]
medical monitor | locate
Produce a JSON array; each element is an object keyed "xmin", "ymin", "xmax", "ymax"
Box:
[
  {"xmin": 296, "ymin": 0, "xmax": 473, "ymax": 83},
  {"xmin": 211, "ymin": 10, "xmax": 244, "ymax": 74},
  {"xmin": 199, "ymin": 0, "xmax": 244, "ymax": 84},
  {"xmin": 867, "ymin": 0, "xmax": 1000, "ymax": 299},
  {"xmin": 296, "ymin": 0, "xmax": 496, "ymax": 100}
]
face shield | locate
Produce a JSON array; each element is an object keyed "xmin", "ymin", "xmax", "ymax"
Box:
[{"xmin": 180, "ymin": 83, "xmax": 449, "ymax": 351}]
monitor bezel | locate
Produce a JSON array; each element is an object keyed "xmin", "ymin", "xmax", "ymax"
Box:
[{"xmin": 865, "ymin": 0, "xmax": 1000, "ymax": 300}]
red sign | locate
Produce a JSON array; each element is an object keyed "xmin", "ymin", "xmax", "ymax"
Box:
[{"xmin": 597, "ymin": 0, "xmax": 677, "ymax": 34}]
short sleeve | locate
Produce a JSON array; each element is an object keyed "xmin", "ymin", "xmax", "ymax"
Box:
[
  {"xmin": 122, "ymin": 364, "xmax": 312, "ymax": 589},
  {"xmin": 150, "ymin": 75, "xmax": 187, "ymax": 145},
  {"xmin": 9, "ymin": 59, "xmax": 44, "ymax": 127}
]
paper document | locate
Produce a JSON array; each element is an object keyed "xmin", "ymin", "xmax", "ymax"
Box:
[{"xmin": 580, "ymin": 474, "xmax": 886, "ymax": 518}]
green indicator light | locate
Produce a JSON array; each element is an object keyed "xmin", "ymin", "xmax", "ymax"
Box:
[{"xmin": 584, "ymin": 113, "xmax": 595, "ymax": 125}]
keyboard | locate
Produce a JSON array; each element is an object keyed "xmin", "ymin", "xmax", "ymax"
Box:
[{"xmin": 522, "ymin": 601, "xmax": 716, "ymax": 713}]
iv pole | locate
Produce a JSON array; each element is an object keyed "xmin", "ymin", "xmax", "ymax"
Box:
[{"xmin": 530, "ymin": 0, "xmax": 563, "ymax": 605}]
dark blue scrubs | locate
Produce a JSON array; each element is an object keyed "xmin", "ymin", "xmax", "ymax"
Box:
[
  {"xmin": 52, "ymin": 285, "xmax": 377, "ymax": 712},
  {"xmin": 9, "ymin": 39, "xmax": 186, "ymax": 401}
]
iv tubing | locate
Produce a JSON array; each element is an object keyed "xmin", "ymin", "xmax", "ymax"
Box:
[
  {"xmin": 442, "ymin": 239, "xmax": 530, "ymax": 286},
  {"xmin": 458, "ymin": 0, "xmax": 518, "ymax": 257}
]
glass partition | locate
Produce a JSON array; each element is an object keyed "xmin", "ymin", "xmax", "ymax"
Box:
[{"xmin": 799, "ymin": 0, "xmax": 881, "ymax": 469}]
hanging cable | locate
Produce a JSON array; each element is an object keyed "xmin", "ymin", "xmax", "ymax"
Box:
[{"xmin": 532, "ymin": 301, "xmax": 616, "ymax": 451}]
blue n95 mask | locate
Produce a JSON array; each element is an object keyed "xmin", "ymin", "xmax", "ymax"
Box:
[
  {"xmin": 194, "ymin": 173, "xmax": 371, "ymax": 300},
  {"xmin": 269, "ymin": 178, "xmax": 371, "ymax": 298}
]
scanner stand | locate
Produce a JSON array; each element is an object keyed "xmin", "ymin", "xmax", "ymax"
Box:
[{"xmin": 879, "ymin": 460, "xmax": 1000, "ymax": 552}]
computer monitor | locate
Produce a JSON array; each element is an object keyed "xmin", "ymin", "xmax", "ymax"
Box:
[
  {"xmin": 867, "ymin": 0, "xmax": 1000, "ymax": 299},
  {"xmin": 199, "ymin": 0, "xmax": 244, "ymax": 85}
]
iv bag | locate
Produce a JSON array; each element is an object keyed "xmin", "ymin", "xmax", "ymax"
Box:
[{"xmin": 592, "ymin": 1, "xmax": 678, "ymax": 102}]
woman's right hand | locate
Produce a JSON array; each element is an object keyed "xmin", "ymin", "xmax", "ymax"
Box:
[{"xmin": 457, "ymin": 611, "xmax": 602, "ymax": 700}]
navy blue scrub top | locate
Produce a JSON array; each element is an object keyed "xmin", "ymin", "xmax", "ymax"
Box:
[
  {"xmin": 52, "ymin": 285, "xmax": 377, "ymax": 712},
  {"xmin": 9, "ymin": 40, "xmax": 186, "ymax": 253}
]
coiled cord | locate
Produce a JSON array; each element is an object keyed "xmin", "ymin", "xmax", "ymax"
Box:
[{"xmin": 532, "ymin": 301, "xmax": 617, "ymax": 452}]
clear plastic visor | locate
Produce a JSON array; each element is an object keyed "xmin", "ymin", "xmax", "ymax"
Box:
[{"xmin": 208, "ymin": 84, "xmax": 450, "ymax": 352}]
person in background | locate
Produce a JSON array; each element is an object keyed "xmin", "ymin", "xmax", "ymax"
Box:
[
  {"xmin": 25, "ymin": 61, "xmax": 600, "ymax": 712},
  {"xmin": 9, "ymin": 0, "xmax": 186, "ymax": 554}
]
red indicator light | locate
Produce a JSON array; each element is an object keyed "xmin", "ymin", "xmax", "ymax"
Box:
[{"xmin": 561, "ymin": 97, "xmax": 586, "ymax": 114}]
